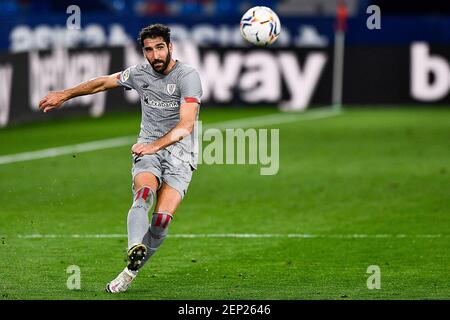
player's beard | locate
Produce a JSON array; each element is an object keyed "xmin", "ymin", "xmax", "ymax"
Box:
[{"xmin": 150, "ymin": 51, "xmax": 171, "ymax": 74}]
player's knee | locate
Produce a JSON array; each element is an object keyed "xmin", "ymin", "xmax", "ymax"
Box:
[
  {"xmin": 132, "ymin": 186, "xmax": 156, "ymax": 207},
  {"xmin": 150, "ymin": 211, "xmax": 173, "ymax": 237},
  {"xmin": 133, "ymin": 172, "xmax": 159, "ymax": 192}
]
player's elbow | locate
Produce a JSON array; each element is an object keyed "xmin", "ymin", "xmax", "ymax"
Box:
[
  {"xmin": 94, "ymin": 76, "xmax": 115, "ymax": 93},
  {"xmin": 97, "ymin": 77, "xmax": 110, "ymax": 92}
]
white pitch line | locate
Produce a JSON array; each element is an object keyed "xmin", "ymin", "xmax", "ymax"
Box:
[
  {"xmin": 0, "ymin": 108, "xmax": 341, "ymax": 165},
  {"xmin": 208, "ymin": 108, "xmax": 341, "ymax": 130},
  {"xmin": 0, "ymin": 136, "xmax": 135, "ymax": 165},
  {"xmin": 15, "ymin": 233, "xmax": 448, "ymax": 239}
]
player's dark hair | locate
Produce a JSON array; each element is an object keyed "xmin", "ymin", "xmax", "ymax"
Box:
[{"xmin": 138, "ymin": 24, "xmax": 171, "ymax": 47}]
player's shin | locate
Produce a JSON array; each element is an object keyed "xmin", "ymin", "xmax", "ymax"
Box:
[
  {"xmin": 140, "ymin": 212, "xmax": 173, "ymax": 267},
  {"xmin": 127, "ymin": 186, "xmax": 155, "ymax": 249}
]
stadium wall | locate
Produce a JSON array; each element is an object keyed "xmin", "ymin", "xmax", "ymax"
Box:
[{"xmin": 0, "ymin": 42, "xmax": 449, "ymax": 127}]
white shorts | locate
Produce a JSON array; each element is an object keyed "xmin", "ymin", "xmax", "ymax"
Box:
[{"xmin": 131, "ymin": 149, "xmax": 195, "ymax": 199}]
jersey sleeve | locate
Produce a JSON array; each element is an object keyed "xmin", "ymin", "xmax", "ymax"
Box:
[
  {"xmin": 179, "ymin": 69, "xmax": 203, "ymax": 105},
  {"xmin": 116, "ymin": 65, "xmax": 137, "ymax": 90}
]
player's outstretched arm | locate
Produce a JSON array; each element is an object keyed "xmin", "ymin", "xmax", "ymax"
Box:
[
  {"xmin": 132, "ymin": 103, "xmax": 199, "ymax": 157},
  {"xmin": 38, "ymin": 72, "xmax": 121, "ymax": 113}
]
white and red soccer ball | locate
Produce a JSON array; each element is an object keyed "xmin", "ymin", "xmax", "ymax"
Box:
[{"xmin": 240, "ymin": 6, "xmax": 281, "ymax": 46}]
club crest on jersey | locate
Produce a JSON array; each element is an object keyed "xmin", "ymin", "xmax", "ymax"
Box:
[
  {"xmin": 122, "ymin": 68, "xmax": 130, "ymax": 82},
  {"xmin": 166, "ymin": 83, "xmax": 176, "ymax": 95}
]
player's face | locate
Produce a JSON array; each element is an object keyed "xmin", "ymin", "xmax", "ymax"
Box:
[{"xmin": 142, "ymin": 37, "xmax": 173, "ymax": 74}]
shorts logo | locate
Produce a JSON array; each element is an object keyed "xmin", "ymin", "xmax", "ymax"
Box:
[
  {"xmin": 167, "ymin": 83, "xmax": 176, "ymax": 95},
  {"xmin": 133, "ymin": 155, "xmax": 141, "ymax": 164}
]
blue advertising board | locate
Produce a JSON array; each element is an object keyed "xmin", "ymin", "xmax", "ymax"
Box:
[{"xmin": 1, "ymin": 13, "xmax": 450, "ymax": 53}]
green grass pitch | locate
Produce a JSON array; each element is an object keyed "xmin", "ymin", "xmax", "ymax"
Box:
[{"xmin": 0, "ymin": 106, "xmax": 449, "ymax": 300}]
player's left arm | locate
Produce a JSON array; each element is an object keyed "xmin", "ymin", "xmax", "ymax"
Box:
[{"xmin": 131, "ymin": 103, "xmax": 199, "ymax": 157}]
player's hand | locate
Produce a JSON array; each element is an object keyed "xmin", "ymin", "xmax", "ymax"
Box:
[
  {"xmin": 132, "ymin": 143, "xmax": 159, "ymax": 157},
  {"xmin": 38, "ymin": 91, "xmax": 69, "ymax": 113}
]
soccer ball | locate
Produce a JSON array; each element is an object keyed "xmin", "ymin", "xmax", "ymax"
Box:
[{"xmin": 240, "ymin": 6, "xmax": 281, "ymax": 46}]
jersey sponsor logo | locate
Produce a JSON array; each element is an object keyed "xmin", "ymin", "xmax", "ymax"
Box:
[
  {"xmin": 147, "ymin": 100, "xmax": 179, "ymax": 109},
  {"xmin": 166, "ymin": 83, "xmax": 176, "ymax": 95}
]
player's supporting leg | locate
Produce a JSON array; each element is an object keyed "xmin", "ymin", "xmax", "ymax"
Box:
[
  {"xmin": 138, "ymin": 183, "xmax": 182, "ymax": 269},
  {"xmin": 127, "ymin": 172, "xmax": 159, "ymax": 270},
  {"xmin": 126, "ymin": 185, "xmax": 155, "ymax": 270},
  {"xmin": 127, "ymin": 186, "xmax": 155, "ymax": 248},
  {"xmin": 106, "ymin": 172, "xmax": 158, "ymax": 293}
]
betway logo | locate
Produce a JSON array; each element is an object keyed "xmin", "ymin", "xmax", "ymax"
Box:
[
  {"xmin": 411, "ymin": 42, "xmax": 450, "ymax": 102},
  {"xmin": 180, "ymin": 43, "xmax": 327, "ymax": 111},
  {"xmin": 29, "ymin": 48, "xmax": 111, "ymax": 117},
  {"xmin": 124, "ymin": 43, "xmax": 327, "ymax": 111}
]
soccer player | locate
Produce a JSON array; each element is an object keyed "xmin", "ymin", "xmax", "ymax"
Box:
[{"xmin": 38, "ymin": 24, "xmax": 202, "ymax": 293}]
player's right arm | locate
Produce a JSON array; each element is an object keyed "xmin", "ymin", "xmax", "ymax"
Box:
[{"xmin": 38, "ymin": 72, "xmax": 121, "ymax": 113}]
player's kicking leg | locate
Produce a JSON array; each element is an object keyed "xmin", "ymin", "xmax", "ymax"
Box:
[
  {"xmin": 139, "ymin": 183, "xmax": 182, "ymax": 267},
  {"xmin": 106, "ymin": 172, "xmax": 159, "ymax": 293}
]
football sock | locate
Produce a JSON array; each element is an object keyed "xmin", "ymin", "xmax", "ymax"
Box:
[
  {"xmin": 139, "ymin": 211, "xmax": 173, "ymax": 268},
  {"xmin": 127, "ymin": 186, "xmax": 155, "ymax": 250}
]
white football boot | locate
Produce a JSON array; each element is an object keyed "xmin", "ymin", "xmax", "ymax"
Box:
[
  {"xmin": 106, "ymin": 244, "xmax": 147, "ymax": 293},
  {"xmin": 105, "ymin": 267, "xmax": 136, "ymax": 293}
]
